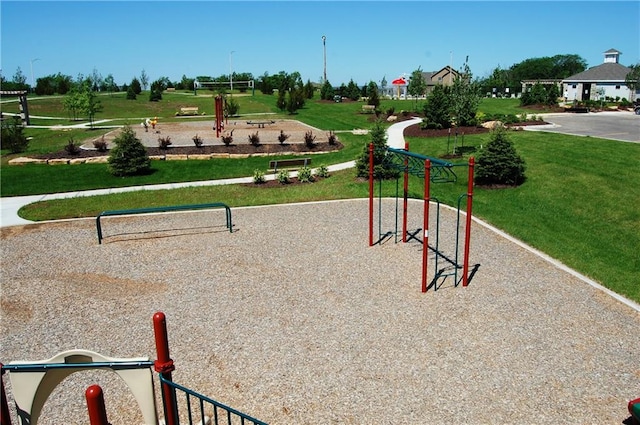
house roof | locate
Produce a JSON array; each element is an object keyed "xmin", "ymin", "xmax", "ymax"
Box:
[
  {"xmin": 563, "ymin": 62, "xmax": 630, "ymax": 82},
  {"xmin": 604, "ymin": 48, "xmax": 621, "ymax": 55}
]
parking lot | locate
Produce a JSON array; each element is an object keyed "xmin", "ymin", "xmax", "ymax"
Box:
[{"xmin": 525, "ymin": 110, "xmax": 640, "ymax": 143}]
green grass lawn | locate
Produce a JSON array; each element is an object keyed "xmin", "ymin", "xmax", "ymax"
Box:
[{"xmin": 3, "ymin": 92, "xmax": 639, "ymax": 303}]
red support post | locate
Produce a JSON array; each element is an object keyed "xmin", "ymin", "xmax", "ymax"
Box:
[
  {"xmin": 422, "ymin": 160, "xmax": 431, "ymax": 293},
  {"xmin": 368, "ymin": 143, "xmax": 374, "ymax": 247},
  {"xmin": 402, "ymin": 141, "xmax": 409, "ymax": 243},
  {"xmin": 214, "ymin": 96, "xmax": 224, "ymax": 138},
  {"xmin": 153, "ymin": 312, "xmax": 178, "ymax": 425},
  {"xmin": 1, "ymin": 363, "xmax": 12, "ymax": 425},
  {"xmin": 85, "ymin": 385, "xmax": 110, "ymax": 425},
  {"xmin": 462, "ymin": 157, "xmax": 475, "ymax": 287}
]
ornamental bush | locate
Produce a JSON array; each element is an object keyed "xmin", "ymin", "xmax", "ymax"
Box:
[
  {"xmin": 108, "ymin": 126, "xmax": 151, "ymax": 176},
  {"xmin": 297, "ymin": 166, "xmax": 314, "ymax": 183},
  {"xmin": 1, "ymin": 116, "xmax": 29, "ymax": 153},
  {"xmin": 474, "ymin": 125, "xmax": 526, "ymax": 186}
]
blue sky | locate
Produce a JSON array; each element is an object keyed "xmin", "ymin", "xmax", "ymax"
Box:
[{"xmin": 1, "ymin": 1, "xmax": 639, "ymax": 88}]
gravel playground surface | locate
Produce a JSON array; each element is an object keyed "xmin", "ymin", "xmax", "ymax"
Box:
[
  {"xmin": 1, "ymin": 199, "xmax": 638, "ymax": 424},
  {"xmin": 89, "ymin": 118, "xmax": 328, "ymax": 149}
]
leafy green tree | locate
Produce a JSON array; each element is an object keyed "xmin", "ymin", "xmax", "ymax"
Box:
[
  {"xmin": 407, "ymin": 67, "xmax": 427, "ymax": 110},
  {"xmin": 126, "ymin": 86, "xmax": 137, "ymax": 100},
  {"xmin": 367, "ymin": 81, "xmax": 380, "ymax": 108},
  {"xmin": 286, "ymin": 88, "xmax": 305, "ymax": 114},
  {"xmin": 108, "ymin": 126, "xmax": 151, "ymax": 176},
  {"xmin": 90, "ymin": 67, "xmax": 103, "ymax": 91},
  {"xmin": 346, "ymin": 79, "xmax": 361, "ymax": 101},
  {"xmin": 130, "ymin": 77, "xmax": 142, "ymax": 94},
  {"xmin": 625, "ymin": 63, "xmax": 639, "ymax": 101},
  {"xmin": 224, "ymin": 95, "xmax": 239, "ymax": 117},
  {"xmin": 12, "ymin": 67, "xmax": 28, "ymax": 91},
  {"xmin": 303, "ymin": 79, "xmax": 315, "ymax": 99},
  {"xmin": 149, "ymin": 78, "xmax": 165, "ymax": 101},
  {"xmin": 1, "ymin": 116, "xmax": 29, "ymax": 153},
  {"xmin": 140, "ymin": 69, "xmax": 149, "ymax": 91},
  {"xmin": 84, "ymin": 87, "xmax": 103, "ymax": 128},
  {"xmin": 320, "ymin": 80, "xmax": 335, "ymax": 100},
  {"xmin": 103, "ymin": 74, "xmax": 117, "ymax": 95},
  {"xmin": 479, "ymin": 54, "xmax": 587, "ymax": 96},
  {"xmin": 520, "ymin": 82, "xmax": 559, "ymax": 106},
  {"xmin": 258, "ymin": 72, "xmax": 275, "ymax": 95},
  {"xmin": 178, "ymin": 74, "xmax": 195, "ymax": 91},
  {"xmin": 450, "ymin": 59, "xmax": 481, "ymax": 126},
  {"xmin": 63, "ymin": 86, "xmax": 84, "ymax": 121},
  {"xmin": 276, "ymin": 89, "xmax": 287, "ymax": 111},
  {"xmin": 421, "ymin": 84, "xmax": 451, "ymax": 129},
  {"xmin": 355, "ymin": 120, "xmax": 398, "ymax": 179},
  {"xmin": 474, "ymin": 125, "xmax": 526, "ymax": 186}
]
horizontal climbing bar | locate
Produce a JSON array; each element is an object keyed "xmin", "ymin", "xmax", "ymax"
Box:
[{"xmin": 96, "ymin": 202, "xmax": 233, "ymax": 244}]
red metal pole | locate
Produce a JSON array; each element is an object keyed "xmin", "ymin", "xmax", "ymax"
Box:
[
  {"xmin": 402, "ymin": 142, "xmax": 409, "ymax": 243},
  {"xmin": 463, "ymin": 157, "xmax": 475, "ymax": 287},
  {"xmin": 422, "ymin": 159, "xmax": 431, "ymax": 293},
  {"xmin": 1, "ymin": 363, "xmax": 12, "ymax": 425},
  {"xmin": 368, "ymin": 143, "xmax": 374, "ymax": 247},
  {"xmin": 85, "ymin": 385, "xmax": 110, "ymax": 425},
  {"xmin": 153, "ymin": 312, "xmax": 178, "ymax": 425},
  {"xmin": 215, "ymin": 96, "xmax": 223, "ymax": 138}
]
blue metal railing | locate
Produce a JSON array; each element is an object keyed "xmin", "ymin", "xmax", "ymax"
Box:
[{"xmin": 159, "ymin": 375, "xmax": 268, "ymax": 425}]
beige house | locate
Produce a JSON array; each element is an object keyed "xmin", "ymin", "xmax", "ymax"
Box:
[
  {"xmin": 422, "ymin": 66, "xmax": 460, "ymax": 93},
  {"xmin": 382, "ymin": 66, "xmax": 460, "ymax": 98}
]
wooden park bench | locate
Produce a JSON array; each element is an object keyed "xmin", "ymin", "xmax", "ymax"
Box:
[
  {"xmin": 362, "ymin": 104, "xmax": 376, "ymax": 113},
  {"xmin": 268, "ymin": 158, "xmax": 311, "ymax": 172},
  {"xmin": 246, "ymin": 120, "xmax": 275, "ymax": 128},
  {"xmin": 178, "ymin": 107, "xmax": 199, "ymax": 116}
]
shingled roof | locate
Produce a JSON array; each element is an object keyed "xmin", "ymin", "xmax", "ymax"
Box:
[{"xmin": 563, "ymin": 62, "xmax": 631, "ymax": 82}]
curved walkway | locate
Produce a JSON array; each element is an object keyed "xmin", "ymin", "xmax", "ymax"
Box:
[{"xmin": 0, "ymin": 118, "xmax": 421, "ymax": 228}]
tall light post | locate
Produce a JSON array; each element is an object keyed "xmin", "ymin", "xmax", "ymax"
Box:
[
  {"xmin": 229, "ymin": 51, "xmax": 235, "ymax": 93},
  {"xmin": 30, "ymin": 58, "xmax": 40, "ymax": 93},
  {"xmin": 322, "ymin": 36, "xmax": 327, "ymax": 83}
]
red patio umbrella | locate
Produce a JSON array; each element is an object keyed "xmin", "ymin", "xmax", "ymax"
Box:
[{"xmin": 391, "ymin": 77, "xmax": 407, "ymax": 98}]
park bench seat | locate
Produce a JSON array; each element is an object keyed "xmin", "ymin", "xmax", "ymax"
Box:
[
  {"xmin": 268, "ymin": 158, "xmax": 311, "ymax": 172},
  {"xmin": 246, "ymin": 120, "xmax": 275, "ymax": 128},
  {"xmin": 362, "ymin": 105, "xmax": 376, "ymax": 113},
  {"xmin": 178, "ymin": 107, "xmax": 199, "ymax": 116}
]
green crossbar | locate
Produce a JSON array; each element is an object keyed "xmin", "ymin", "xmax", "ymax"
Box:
[
  {"xmin": 384, "ymin": 147, "xmax": 457, "ymax": 182},
  {"xmin": 96, "ymin": 202, "xmax": 232, "ymax": 244}
]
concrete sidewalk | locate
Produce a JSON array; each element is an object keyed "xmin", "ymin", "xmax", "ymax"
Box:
[{"xmin": 0, "ymin": 118, "xmax": 421, "ymax": 228}]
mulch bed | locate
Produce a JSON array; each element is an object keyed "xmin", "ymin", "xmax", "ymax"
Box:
[
  {"xmin": 33, "ymin": 142, "xmax": 343, "ymax": 160},
  {"xmin": 30, "ymin": 115, "xmax": 549, "ymax": 161}
]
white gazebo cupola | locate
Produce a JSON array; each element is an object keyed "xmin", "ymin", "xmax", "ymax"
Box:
[{"xmin": 603, "ymin": 48, "xmax": 621, "ymax": 64}]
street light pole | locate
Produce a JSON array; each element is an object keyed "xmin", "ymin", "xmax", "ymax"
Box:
[
  {"xmin": 30, "ymin": 58, "xmax": 40, "ymax": 93},
  {"xmin": 229, "ymin": 51, "xmax": 235, "ymax": 93},
  {"xmin": 322, "ymin": 36, "xmax": 327, "ymax": 83}
]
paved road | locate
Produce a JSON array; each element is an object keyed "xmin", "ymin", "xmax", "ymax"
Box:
[{"xmin": 524, "ymin": 110, "xmax": 640, "ymax": 143}]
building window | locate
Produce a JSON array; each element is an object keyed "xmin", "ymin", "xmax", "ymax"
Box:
[
  {"xmin": 572, "ymin": 84, "xmax": 577, "ymax": 89},
  {"xmin": 615, "ymin": 85, "xmax": 621, "ymax": 89}
]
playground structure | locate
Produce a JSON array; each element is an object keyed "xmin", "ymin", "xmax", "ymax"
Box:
[
  {"xmin": 0, "ymin": 91, "xmax": 30, "ymax": 125},
  {"xmin": 213, "ymin": 95, "xmax": 226, "ymax": 138},
  {"xmin": 0, "ymin": 312, "xmax": 267, "ymax": 425},
  {"xmin": 368, "ymin": 142, "xmax": 478, "ymax": 292}
]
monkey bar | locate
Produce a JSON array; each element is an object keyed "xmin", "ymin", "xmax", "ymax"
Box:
[{"xmin": 368, "ymin": 143, "xmax": 476, "ymax": 292}]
